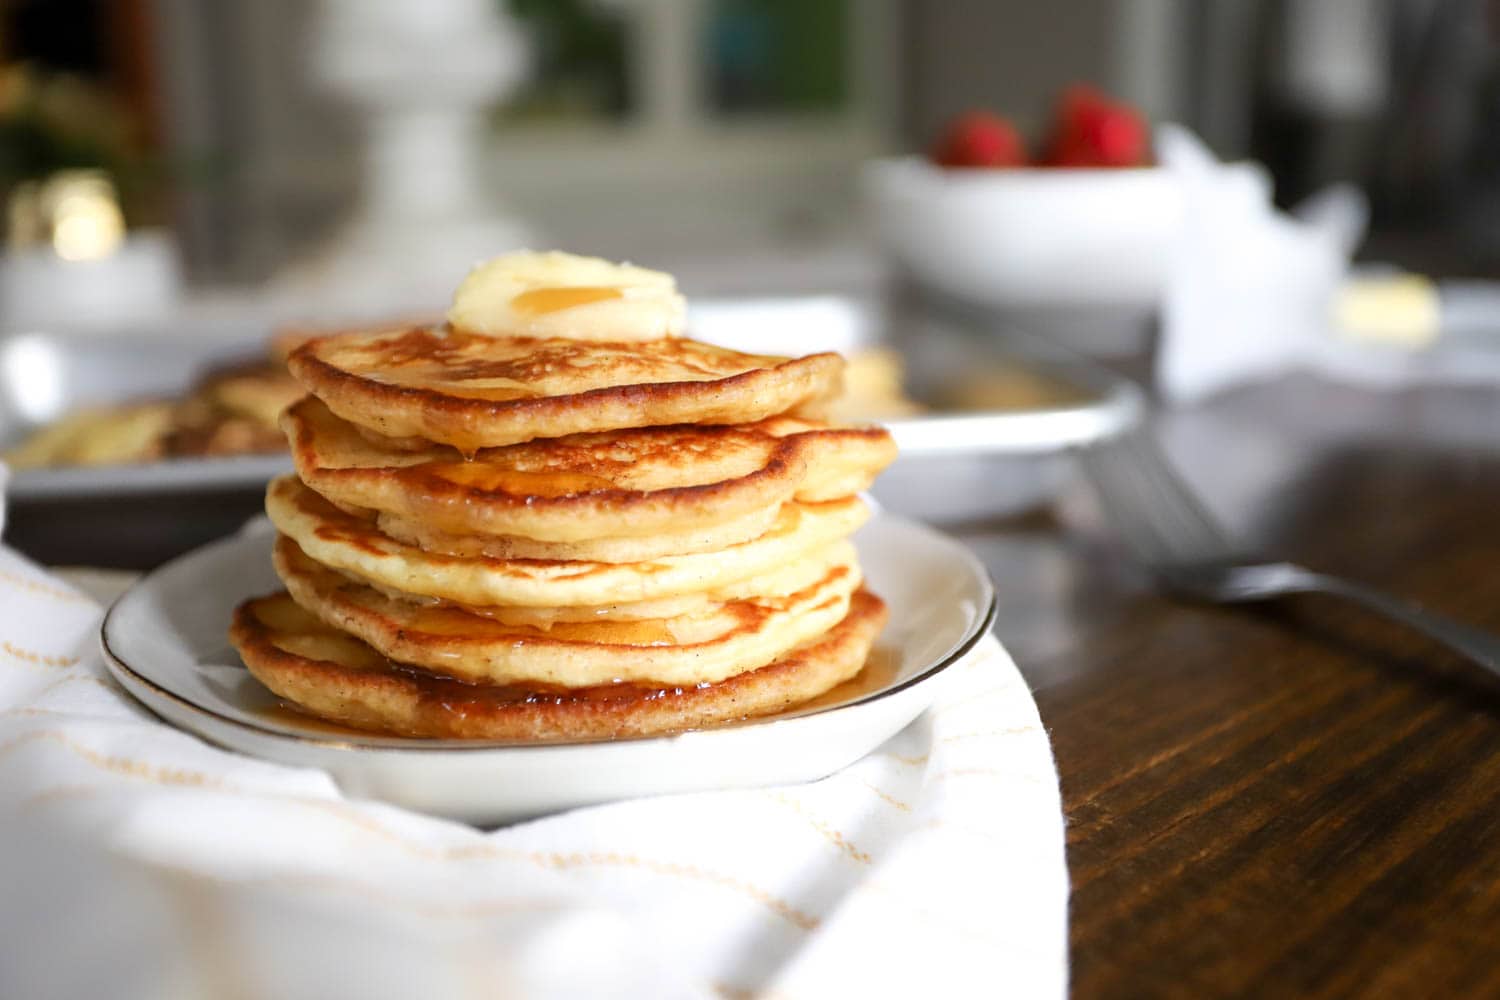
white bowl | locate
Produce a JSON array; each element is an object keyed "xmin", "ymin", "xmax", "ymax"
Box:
[{"xmin": 862, "ymin": 156, "xmax": 1183, "ymax": 311}]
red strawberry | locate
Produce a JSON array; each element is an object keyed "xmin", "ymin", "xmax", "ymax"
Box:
[
  {"xmin": 1046, "ymin": 84, "xmax": 1150, "ymax": 167},
  {"xmin": 930, "ymin": 111, "xmax": 1028, "ymax": 169}
]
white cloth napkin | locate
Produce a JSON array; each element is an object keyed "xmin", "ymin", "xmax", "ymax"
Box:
[
  {"xmin": 0, "ymin": 540, "xmax": 1069, "ymax": 1000},
  {"xmin": 1155, "ymin": 124, "xmax": 1351, "ymax": 404},
  {"xmin": 1154, "ymin": 124, "xmax": 1500, "ymax": 404}
]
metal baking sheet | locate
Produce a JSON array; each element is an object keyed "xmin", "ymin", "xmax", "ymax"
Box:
[
  {"xmin": 0, "ymin": 296, "xmax": 1143, "ymax": 506},
  {"xmin": 692, "ymin": 294, "xmax": 1145, "ymax": 524},
  {"xmin": 0, "ymin": 328, "xmax": 293, "ymax": 501},
  {"xmin": 689, "ymin": 295, "xmax": 1143, "ymax": 457}
]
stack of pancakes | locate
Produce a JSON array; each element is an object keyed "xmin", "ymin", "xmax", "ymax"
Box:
[{"xmin": 230, "ymin": 253, "xmax": 897, "ymax": 741}]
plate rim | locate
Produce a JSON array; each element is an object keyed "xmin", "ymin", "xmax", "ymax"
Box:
[{"xmin": 99, "ymin": 516, "xmax": 998, "ymax": 756}]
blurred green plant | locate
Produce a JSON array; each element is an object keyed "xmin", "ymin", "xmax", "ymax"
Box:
[
  {"xmin": 706, "ymin": 0, "xmax": 848, "ymax": 115},
  {"xmin": 0, "ymin": 62, "xmax": 159, "ymax": 225},
  {"xmin": 500, "ymin": 0, "xmax": 630, "ymax": 122}
]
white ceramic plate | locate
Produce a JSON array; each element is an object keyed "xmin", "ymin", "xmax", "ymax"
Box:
[{"xmin": 101, "ymin": 515, "xmax": 996, "ymax": 825}]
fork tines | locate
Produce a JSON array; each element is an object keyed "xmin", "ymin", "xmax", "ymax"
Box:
[{"xmin": 1077, "ymin": 429, "xmax": 1237, "ymax": 569}]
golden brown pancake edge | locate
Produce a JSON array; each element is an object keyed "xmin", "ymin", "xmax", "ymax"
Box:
[
  {"xmin": 287, "ymin": 327, "xmax": 846, "ymax": 452},
  {"xmin": 230, "ymin": 589, "xmax": 888, "ymax": 741},
  {"xmin": 265, "ymin": 475, "xmax": 871, "ymax": 609},
  {"xmin": 272, "ymin": 534, "xmax": 860, "ymax": 687},
  {"xmin": 280, "ymin": 396, "xmax": 894, "ymax": 542}
]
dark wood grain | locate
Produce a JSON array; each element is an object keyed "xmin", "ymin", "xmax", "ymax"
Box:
[{"xmin": 958, "ymin": 374, "xmax": 1500, "ymax": 999}]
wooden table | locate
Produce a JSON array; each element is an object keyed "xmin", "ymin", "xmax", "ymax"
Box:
[{"xmin": 958, "ymin": 373, "xmax": 1500, "ymax": 997}]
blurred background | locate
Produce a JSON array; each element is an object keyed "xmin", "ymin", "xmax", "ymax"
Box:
[
  {"xmin": 4, "ymin": 0, "xmax": 1499, "ymax": 317},
  {"xmin": 11, "ymin": 0, "xmax": 1500, "ymax": 571}
]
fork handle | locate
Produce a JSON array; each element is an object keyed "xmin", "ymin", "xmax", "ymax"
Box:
[{"xmin": 1304, "ymin": 572, "xmax": 1500, "ymax": 677}]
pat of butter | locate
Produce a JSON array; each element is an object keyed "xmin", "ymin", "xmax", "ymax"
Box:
[
  {"xmin": 448, "ymin": 250, "xmax": 686, "ymax": 341},
  {"xmin": 1334, "ymin": 274, "xmax": 1441, "ymax": 348}
]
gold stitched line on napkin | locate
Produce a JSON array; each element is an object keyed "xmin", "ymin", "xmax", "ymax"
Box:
[
  {"xmin": 20, "ymin": 782, "xmax": 105, "ymax": 811},
  {"xmin": 867, "ymin": 749, "xmax": 930, "ymax": 768},
  {"xmin": 0, "ymin": 569, "xmax": 92, "ymax": 604},
  {"xmin": 939, "ymin": 724, "xmax": 1042, "ymax": 744},
  {"xmin": 0, "ymin": 640, "xmax": 80, "ymax": 669},
  {"xmin": 712, "ymin": 980, "xmax": 815, "ymax": 1000},
  {"xmin": 762, "ymin": 790, "xmax": 873, "ymax": 864},
  {"xmin": 16, "ymin": 673, "xmax": 116, "ymax": 700},
  {"xmin": 928, "ymin": 681, "xmax": 1028, "ymax": 719},
  {"xmin": 232, "ymin": 871, "xmax": 574, "ymax": 919},
  {"xmin": 911, "ymin": 817, "xmax": 1014, "ymax": 847},
  {"xmin": 931, "ymin": 767, "xmax": 1048, "ymax": 787},
  {"xmin": 10, "ymin": 791, "xmax": 605, "ymax": 922},
  {"xmin": 0, "ymin": 729, "xmax": 228, "ymax": 788},
  {"xmin": 267, "ymin": 800, "xmax": 825, "ymax": 930},
  {"xmin": 838, "ymin": 774, "xmax": 914, "ymax": 812},
  {"xmin": 161, "ymin": 869, "xmax": 252, "ymax": 1000},
  {"xmin": 4, "ymin": 706, "xmax": 84, "ymax": 721},
  {"xmin": 5, "ymin": 730, "xmax": 822, "ymax": 930},
  {"xmin": 537, "ymin": 852, "xmax": 821, "ymax": 931}
]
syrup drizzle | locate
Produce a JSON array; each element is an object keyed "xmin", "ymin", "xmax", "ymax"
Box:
[
  {"xmin": 511, "ymin": 286, "xmax": 624, "ymax": 316},
  {"xmin": 249, "ymin": 645, "xmax": 900, "ymax": 738},
  {"xmin": 408, "ymin": 462, "xmax": 617, "ymax": 496}
]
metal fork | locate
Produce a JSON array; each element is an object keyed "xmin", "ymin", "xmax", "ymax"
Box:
[{"xmin": 1077, "ymin": 429, "xmax": 1500, "ymax": 678}]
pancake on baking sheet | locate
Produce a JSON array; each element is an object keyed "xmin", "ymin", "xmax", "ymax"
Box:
[
  {"xmin": 280, "ymin": 396, "xmax": 894, "ymax": 542},
  {"xmin": 272, "ymin": 535, "xmax": 860, "ymax": 688},
  {"xmin": 285, "ymin": 325, "xmax": 844, "ymax": 453},
  {"xmin": 6, "ymin": 342, "xmax": 306, "ymax": 470},
  {"xmin": 266, "ymin": 475, "xmax": 869, "ymax": 608},
  {"xmin": 4, "ymin": 402, "xmax": 174, "ymax": 469},
  {"xmin": 161, "ymin": 361, "xmax": 306, "ymax": 458},
  {"xmin": 230, "ymin": 589, "xmax": 887, "ymax": 741}
]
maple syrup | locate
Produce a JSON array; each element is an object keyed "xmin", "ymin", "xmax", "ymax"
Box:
[
  {"xmin": 409, "ymin": 462, "xmax": 616, "ymax": 496},
  {"xmin": 794, "ymin": 645, "xmax": 900, "ymax": 711},
  {"xmin": 253, "ymin": 702, "xmax": 375, "ymax": 738},
  {"xmin": 510, "ymin": 286, "xmax": 624, "ymax": 316},
  {"xmin": 252, "ymin": 644, "xmax": 899, "ymax": 740},
  {"xmin": 390, "ymin": 602, "xmax": 679, "ymax": 647}
]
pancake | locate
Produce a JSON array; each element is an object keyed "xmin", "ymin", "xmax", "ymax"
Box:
[
  {"xmin": 286, "ymin": 326, "xmax": 844, "ymax": 453},
  {"xmin": 395, "ymin": 543, "xmax": 856, "ymax": 627},
  {"xmin": 373, "ymin": 502, "xmax": 781, "ymax": 563},
  {"xmin": 230, "ymin": 589, "xmax": 887, "ymax": 741},
  {"xmin": 266, "ymin": 476, "xmax": 870, "ymax": 608},
  {"xmin": 273, "ymin": 535, "xmax": 859, "ymax": 687},
  {"xmin": 281, "ymin": 396, "xmax": 894, "ymax": 542}
]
